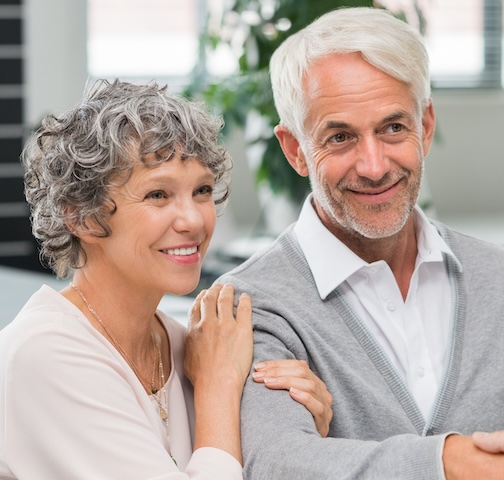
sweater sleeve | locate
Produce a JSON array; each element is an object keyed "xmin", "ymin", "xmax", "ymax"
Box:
[
  {"xmin": 240, "ymin": 319, "xmax": 447, "ymax": 480},
  {"xmin": 2, "ymin": 309, "xmax": 242, "ymax": 480}
]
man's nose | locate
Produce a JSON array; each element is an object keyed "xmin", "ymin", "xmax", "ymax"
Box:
[{"xmin": 354, "ymin": 137, "xmax": 390, "ymax": 181}]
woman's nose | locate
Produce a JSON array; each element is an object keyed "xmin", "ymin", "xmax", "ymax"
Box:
[{"xmin": 172, "ymin": 199, "xmax": 204, "ymax": 232}]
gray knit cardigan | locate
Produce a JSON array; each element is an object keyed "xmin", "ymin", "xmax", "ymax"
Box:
[{"xmin": 218, "ymin": 221, "xmax": 504, "ymax": 480}]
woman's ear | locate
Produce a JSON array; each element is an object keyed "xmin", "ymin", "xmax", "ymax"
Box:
[
  {"xmin": 66, "ymin": 212, "xmax": 103, "ymax": 244},
  {"xmin": 274, "ymin": 125, "xmax": 309, "ymax": 177}
]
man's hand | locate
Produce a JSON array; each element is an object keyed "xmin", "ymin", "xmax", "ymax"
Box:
[
  {"xmin": 443, "ymin": 434, "xmax": 504, "ymax": 479},
  {"xmin": 472, "ymin": 431, "xmax": 504, "ymax": 453}
]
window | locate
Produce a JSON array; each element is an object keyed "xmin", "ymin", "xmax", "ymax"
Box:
[
  {"xmin": 379, "ymin": 0, "xmax": 502, "ymax": 88},
  {"xmin": 88, "ymin": 0, "xmax": 504, "ymax": 89},
  {"xmin": 87, "ymin": 0, "xmax": 205, "ymax": 89}
]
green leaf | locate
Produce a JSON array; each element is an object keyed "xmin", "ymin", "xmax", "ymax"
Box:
[{"xmin": 185, "ymin": 0, "xmax": 422, "ymax": 203}]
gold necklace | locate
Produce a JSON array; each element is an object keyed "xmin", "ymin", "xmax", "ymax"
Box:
[
  {"xmin": 71, "ymin": 283, "xmax": 159, "ymax": 394},
  {"xmin": 151, "ymin": 335, "xmax": 176, "ymax": 464},
  {"xmin": 71, "ymin": 283, "xmax": 176, "ymax": 464},
  {"xmin": 152, "ymin": 334, "xmax": 172, "ymax": 441},
  {"xmin": 151, "ymin": 335, "xmax": 168, "ymax": 420}
]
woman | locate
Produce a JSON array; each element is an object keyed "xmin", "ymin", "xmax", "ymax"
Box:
[{"xmin": 0, "ymin": 80, "xmax": 332, "ymax": 479}]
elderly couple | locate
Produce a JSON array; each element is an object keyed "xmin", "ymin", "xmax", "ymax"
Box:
[{"xmin": 1, "ymin": 7, "xmax": 504, "ymax": 480}]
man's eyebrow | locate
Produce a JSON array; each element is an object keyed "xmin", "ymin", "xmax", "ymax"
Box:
[
  {"xmin": 325, "ymin": 120, "xmax": 351, "ymax": 130},
  {"xmin": 323, "ymin": 111, "xmax": 413, "ymax": 131},
  {"xmin": 383, "ymin": 110, "xmax": 412, "ymax": 123}
]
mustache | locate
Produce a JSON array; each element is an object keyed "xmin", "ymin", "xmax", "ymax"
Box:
[{"xmin": 338, "ymin": 170, "xmax": 409, "ymax": 190}]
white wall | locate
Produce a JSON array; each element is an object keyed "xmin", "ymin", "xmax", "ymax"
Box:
[
  {"xmin": 24, "ymin": 0, "xmax": 88, "ymax": 126},
  {"xmin": 427, "ymin": 89, "xmax": 504, "ymax": 217}
]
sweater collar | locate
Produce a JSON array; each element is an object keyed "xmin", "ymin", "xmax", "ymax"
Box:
[{"xmin": 293, "ymin": 194, "xmax": 461, "ymax": 300}]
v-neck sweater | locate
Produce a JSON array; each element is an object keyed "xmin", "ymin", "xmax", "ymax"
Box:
[{"xmin": 219, "ymin": 220, "xmax": 504, "ymax": 480}]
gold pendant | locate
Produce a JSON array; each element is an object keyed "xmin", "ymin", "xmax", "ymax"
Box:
[{"xmin": 160, "ymin": 407, "xmax": 168, "ymax": 421}]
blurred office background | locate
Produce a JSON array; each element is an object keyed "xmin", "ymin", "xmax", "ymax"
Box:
[{"xmin": 1, "ymin": 0, "xmax": 503, "ymax": 324}]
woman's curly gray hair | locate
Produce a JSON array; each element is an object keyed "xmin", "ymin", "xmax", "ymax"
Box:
[{"xmin": 22, "ymin": 79, "xmax": 232, "ymax": 278}]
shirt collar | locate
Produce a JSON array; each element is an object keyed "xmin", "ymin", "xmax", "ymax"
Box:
[
  {"xmin": 293, "ymin": 194, "xmax": 461, "ymax": 300},
  {"xmin": 413, "ymin": 206, "xmax": 461, "ymax": 269}
]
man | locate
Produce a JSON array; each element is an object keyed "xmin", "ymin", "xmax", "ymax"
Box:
[{"xmin": 218, "ymin": 7, "xmax": 504, "ymax": 479}]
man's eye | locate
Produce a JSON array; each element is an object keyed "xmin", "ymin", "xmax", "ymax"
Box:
[
  {"xmin": 331, "ymin": 133, "xmax": 348, "ymax": 143},
  {"xmin": 387, "ymin": 123, "xmax": 405, "ymax": 133}
]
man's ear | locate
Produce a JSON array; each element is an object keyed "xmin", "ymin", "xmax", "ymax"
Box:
[
  {"xmin": 274, "ymin": 125, "xmax": 309, "ymax": 177},
  {"xmin": 421, "ymin": 100, "xmax": 436, "ymax": 156}
]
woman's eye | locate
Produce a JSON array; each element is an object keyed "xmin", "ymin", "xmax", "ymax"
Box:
[
  {"xmin": 146, "ymin": 190, "xmax": 165, "ymax": 200},
  {"xmin": 195, "ymin": 185, "xmax": 214, "ymax": 196}
]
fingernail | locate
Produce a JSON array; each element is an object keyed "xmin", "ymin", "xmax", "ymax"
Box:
[
  {"xmin": 252, "ymin": 371, "xmax": 265, "ymax": 380},
  {"xmin": 254, "ymin": 362, "xmax": 266, "ymax": 370},
  {"xmin": 290, "ymin": 387, "xmax": 301, "ymax": 396},
  {"xmin": 264, "ymin": 377, "xmax": 277, "ymax": 384}
]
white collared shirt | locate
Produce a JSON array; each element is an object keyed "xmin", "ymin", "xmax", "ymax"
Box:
[{"xmin": 293, "ymin": 195, "xmax": 462, "ymax": 420}]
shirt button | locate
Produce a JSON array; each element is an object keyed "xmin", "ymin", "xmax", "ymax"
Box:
[
  {"xmin": 417, "ymin": 367, "xmax": 425, "ymax": 377},
  {"xmin": 386, "ymin": 301, "xmax": 396, "ymax": 311}
]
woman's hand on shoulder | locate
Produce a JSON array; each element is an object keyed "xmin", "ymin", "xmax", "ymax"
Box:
[
  {"xmin": 252, "ymin": 359, "xmax": 333, "ymax": 437},
  {"xmin": 184, "ymin": 284, "xmax": 252, "ymax": 390}
]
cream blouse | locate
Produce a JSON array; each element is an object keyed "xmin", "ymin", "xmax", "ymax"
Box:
[{"xmin": 0, "ymin": 285, "xmax": 242, "ymax": 480}]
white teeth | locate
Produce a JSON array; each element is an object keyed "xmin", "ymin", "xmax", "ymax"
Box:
[{"xmin": 164, "ymin": 246, "xmax": 197, "ymax": 256}]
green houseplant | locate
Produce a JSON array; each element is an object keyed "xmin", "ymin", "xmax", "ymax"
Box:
[{"xmin": 185, "ymin": 0, "xmax": 426, "ymax": 205}]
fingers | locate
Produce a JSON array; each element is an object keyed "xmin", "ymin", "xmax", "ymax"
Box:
[
  {"xmin": 473, "ymin": 431, "xmax": 504, "ymax": 453},
  {"xmin": 254, "ymin": 372, "xmax": 333, "ymax": 438},
  {"xmin": 188, "ymin": 284, "xmax": 250, "ymax": 329},
  {"xmin": 252, "ymin": 359, "xmax": 333, "ymax": 438},
  {"xmin": 236, "ymin": 292, "xmax": 252, "ymax": 328},
  {"xmin": 289, "ymin": 387, "xmax": 333, "ymax": 438},
  {"xmin": 200, "ymin": 284, "xmax": 223, "ymax": 324},
  {"xmin": 189, "ymin": 284, "xmax": 226, "ymax": 329},
  {"xmin": 184, "ymin": 284, "xmax": 253, "ymax": 388},
  {"xmin": 252, "ymin": 359, "xmax": 313, "ymax": 386},
  {"xmin": 216, "ymin": 284, "xmax": 234, "ymax": 323},
  {"xmin": 253, "ymin": 371, "xmax": 314, "ymax": 391},
  {"xmin": 188, "ymin": 289, "xmax": 206, "ymax": 329},
  {"xmin": 252, "ymin": 367, "xmax": 333, "ymax": 408}
]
